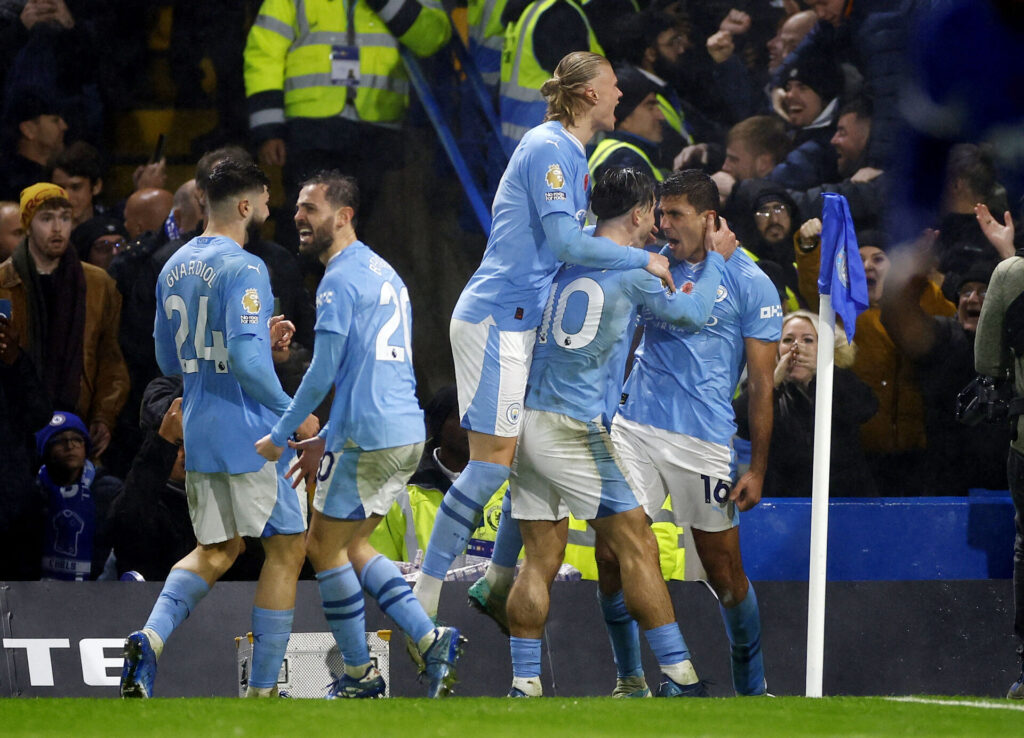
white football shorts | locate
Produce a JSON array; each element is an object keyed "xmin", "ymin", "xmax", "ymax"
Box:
[
  {"xmin": 450, "ymin": 316, "xmax": 534, "ymax": 438},
  {"xmin": 512, "ymin": 408, "xmax": 640, "ymax": 522},
  {"xmin": 314, "ymin": 440, "xmax": 424, "ymax": 520},
  {"xmin": 186, "ymin": 450, "xmax": 306, "ymax": 545},
  {"xmin": 611, "ymin": 415, "xmax": 737, "ymax": 533}
]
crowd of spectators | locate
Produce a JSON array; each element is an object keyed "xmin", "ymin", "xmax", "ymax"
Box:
[{"xmin": 0, "ymin": 0, "xmax": 1021, "ymax": 582}]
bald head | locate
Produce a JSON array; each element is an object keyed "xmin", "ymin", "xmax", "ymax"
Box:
[
  {"xmin": 0, "ymin": 201, "xmax": 23, "ymax": 260},
  {"xmin": 768, "ymin": 11, "xmax": 818, "ymax": 72},
  {"xmin": 124, "ymin": 188, "xmax": 174, "ymax": 239},
  {"xmin": 173, "ymin": 179, "xmax": 202, "ymax": 234}
]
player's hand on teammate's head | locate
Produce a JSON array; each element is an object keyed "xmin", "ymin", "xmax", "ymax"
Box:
[
  {"xmin": 255, "ymin": 433, "xmax": 283, "ymax": 462},
  {"xmin": 158, "ymin": 397, "xmax": 184, "ymax": 445},
  {"xmin": 730, "ymin": 469, "xmax": 764, "ymax": 512},
  {"xmin": 295, "ymin": 413, "xmax": 320, "ymax": 440},
  {"xmin": 705, "ymin": 213, "xmax": 737, "ymax": 260},
  {"xmin": 286, "ymin": 435, "xmax": 325, "ymax": 490},
  {"xmin": 645, "ymin": 251, "xmax": 676, "ymax": 293}
]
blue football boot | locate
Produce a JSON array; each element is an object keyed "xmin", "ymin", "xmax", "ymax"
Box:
[
  {"xmin": 120, "ymin": 631, "xmax": 158, "ymax": 698},
  {"xmin": 423, "ymin": 626, "xmax": 465, "ymax": 698}
]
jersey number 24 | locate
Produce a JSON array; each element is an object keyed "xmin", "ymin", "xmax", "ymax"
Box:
[{"xmin": 164, "ymin": 295, "xmax": 229, "ymax": 373}]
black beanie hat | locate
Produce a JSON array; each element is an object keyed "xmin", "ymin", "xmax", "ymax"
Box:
[
  {"xmin": 613, "ymin": 65, "xmax": 659, "ymax": 125},
  {"xmin": 783, "ymin": 49, "xmax": 842, "ymax": 106}
]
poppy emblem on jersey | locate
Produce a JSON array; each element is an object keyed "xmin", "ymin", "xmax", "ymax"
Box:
[
  {"xmin": 681, "ymin": 281, "xmax": 695, "ymax": 294},
  {"xmin": 715, "ymin": 285, "xmax": 729, "ymax": 302},
  {"xmin": 583, "ymin": 173, "xmax": 589, "ymax": 192},
  {"xmin": 506, "ymin": 403, "xmax": 522, "ymax": 424},
  {"xmin": 242, "ymin": 288, "xmax": 261, "ymax": 314},
  {"xmin": 545, "ymin": 164, "xmax": 565, "ymax": 189}
]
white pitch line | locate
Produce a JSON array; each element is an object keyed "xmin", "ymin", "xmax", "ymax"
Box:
[{"xmin": 884, "ymin": 696, "xmax": 1024, "ymax": 712}]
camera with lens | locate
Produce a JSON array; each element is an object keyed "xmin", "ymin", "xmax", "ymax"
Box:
[{"xmin": 956, "ymin": 374, "xmax": 1013, "ymax": 426}]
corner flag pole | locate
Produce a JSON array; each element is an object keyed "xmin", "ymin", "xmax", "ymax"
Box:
[{"xmin": 805, "ymin": 292, "xmax": 835, "ymax": 698}]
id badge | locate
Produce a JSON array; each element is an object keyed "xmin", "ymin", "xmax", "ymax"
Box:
[{"xmin": 330, "ymin": 46, "xmax": 360, "ymax": 87}]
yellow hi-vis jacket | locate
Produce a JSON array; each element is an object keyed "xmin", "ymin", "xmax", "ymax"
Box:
[{"xmin": 244, "ymin": 0, "xmax": 451, "ymax": 141}]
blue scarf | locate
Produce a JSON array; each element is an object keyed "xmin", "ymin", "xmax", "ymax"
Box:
[{"xmin": 38, "ymin": 461, "xmax": 97, "ymax": 581}]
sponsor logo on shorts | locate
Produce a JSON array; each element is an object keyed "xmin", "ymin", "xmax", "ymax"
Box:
[
  {"xmin": 242, "ymin": 288, "xmax": 261, "ymax": 314},
  {"xmin": 545, "ymin": 164, "xmax": 565, "ymax": 189},
  {"xmin": 506, "ymin": 403, "xmax": 522, "ymax": 424},
  {"xmin": 759, "ymin": 305, "xmax": 783, "ymax": 319}
]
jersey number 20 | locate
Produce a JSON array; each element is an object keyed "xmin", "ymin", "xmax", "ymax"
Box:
[
  {"xmin": 376, "ymin": 282, "xmax": 412, "ymax": 363},
  {"xmin": 164, "ymin": 295, "xmax": 229, "ymax": 373}
]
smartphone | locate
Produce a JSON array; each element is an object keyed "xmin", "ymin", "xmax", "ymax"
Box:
[
  {"xmin": 0, "ymin": 298, "xmax": 11, "ymax": 320},
  {"xmin": 151, "ymin": 133, "xmax": 166, "ymax": 164}
]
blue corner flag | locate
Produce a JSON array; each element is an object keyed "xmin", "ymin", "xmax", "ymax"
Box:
[{"xmin": 817, "ymin": 193, "xmax": 869, "ymax": 342}]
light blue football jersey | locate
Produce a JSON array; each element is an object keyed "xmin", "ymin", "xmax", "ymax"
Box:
[
  {"xmin": 312, "ymin": 242, "xmax": 425, "ymax": 451},
  {"xmin": 453, "ymin": 120, "xmax": 646, "ymax": 331},
  {"xmin": 526, "ymin": 252, "xmax": 726, "ymax": 428},
  {"xmin": 618, "ymin": 249, "xmax": 782, "ymax": 445},
  {"xmin": 154, "ymin": 235, "xmax": 280, "ymax": 474}
]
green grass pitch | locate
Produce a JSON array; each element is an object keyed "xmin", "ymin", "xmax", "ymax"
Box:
[{"xmin": 3, "ymin": 697, "xmax": 1022, "ymax": 737}]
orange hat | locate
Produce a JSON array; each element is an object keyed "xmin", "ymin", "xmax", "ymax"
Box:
[{"xmin": 20, "ymin": 182, "xmax": 70, "ymax": 230}]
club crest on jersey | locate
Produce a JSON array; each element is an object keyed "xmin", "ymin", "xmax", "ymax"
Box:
[
  {"xmin": 715, "ymin": 285, "xmax": 729, "ymax": 302},
  {"xmin": 836, "ymin": 248, "xmax": 849, "ymax": 288},
  {"xmin": 681, "ymin": 281, "xmax": 695, "ymax": 294},
  {"xmin": 506, "ymin": 403, "xmax": 522, "ymax": 424},
  {"xmin": 242, "ymin": 288, "xmax": 261, "ymax": 314},
  {"xmin": 545, "ymin": 164, "xmax": 565, "ymax": 189}
]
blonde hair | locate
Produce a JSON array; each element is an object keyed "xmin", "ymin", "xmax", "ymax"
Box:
[
  {"xmin": 541, "ymin": 52, "xmax": 609, "ymax": 127},
  {"xmin": 782, "ymin": 310, "xmax": 857, "ymax": 369}
]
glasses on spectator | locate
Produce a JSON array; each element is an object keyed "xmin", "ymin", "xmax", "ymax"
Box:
[
  {"xmin": 961, "ymin": 287, "xmax": 987, "ymax": 299},
  {"xmin": 52, "ymin": 435, "xmax": 85, "ymax": 448},
  {"xmin": 92, "ymin": 239, "xmax": 126, "ymax": 253},
  {"xmin": 754, "ymin": 205, "xmax": 789, "ymax": 220}
]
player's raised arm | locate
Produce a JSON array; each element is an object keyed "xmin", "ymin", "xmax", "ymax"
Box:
[{"xmin": 731, "ymin": 337, "xmax": 776, "ymax": 511}]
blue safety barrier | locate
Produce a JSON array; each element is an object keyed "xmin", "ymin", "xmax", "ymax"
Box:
[
  {"xmin": 401, "ymin": 48, "xmax": 493, "ymax": 233},
  {"xmin": 447, "ymin": 31, "xmax": 505, "ymax": 149},
  {"xmin": 740, "ymin": 495, "xmax": 1015, "ymax": 581}
]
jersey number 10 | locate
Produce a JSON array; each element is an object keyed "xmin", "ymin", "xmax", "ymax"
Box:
[{"xmin": 164, "ymin": 295, "xmax": 229, "ymax": 374}]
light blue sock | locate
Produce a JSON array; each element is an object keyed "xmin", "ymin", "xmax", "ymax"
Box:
[
  {"xmin": 490, "ymin": 489, "xmax": 523, "ymax": 568},
  {"xmin": 361, "ymin": 554, "xmax": 434, "ymax": 642},
  {"xmin": 143, "ymin": 569, "xmax": 210, "ymax": 644},
  {"xmin": 249, "ymin": 606, "xmax": 293, "ymax": 689},
  {"xmin": 643, "ymin": 622, "xmax": 691, "ymax": 669},
  {"xmin": 421, "ymin": 460, "xmax": 509, "ymax": 579},
  {"xmin": 317, "ymin": 564, "xmax": 371, "ymax": 668},
  {"xmin": 720, "ymin": 581, "xmax": 765, "ymax": 695},
  {"xmin": 510, "ymin": 636, "xmax": 542, "ymax": 678},
  {"xmin": 599, "ymin": 590, "xmax": 643, "ymax": 678}
]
